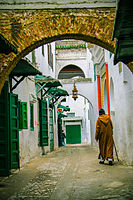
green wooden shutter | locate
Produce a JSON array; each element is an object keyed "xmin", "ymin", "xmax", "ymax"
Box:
[
  {"xmin": 18, "ymin": 100, "xmax": 22, "ymax": 130},
  {"xmin": 9, "ymin": 93, "xmax": 20, "ymax": 169},
  {"xmin": 22, "ymin": 102, "xmax": 28, "ymax": 129},
  {"xmin": 39, "ymin": 99, "xmax": 48, "ymax": 146},
  {"xmin": 49, "ymin": 107, "xmax": 54, "ymax": 151},
  {"xmin": 0, "ymin": 82, "xmax": 10, "ymax": 176},
  {"xmin": 30, "ymin": 103, "xmax": 34, "ymax": 131}
]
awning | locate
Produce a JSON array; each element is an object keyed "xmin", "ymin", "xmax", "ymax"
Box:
[
  {"xmin": 10, "ymin": 58, "xmax": 42, "ymax": 76},
  {"xmin": 35, "ymin": 75, "xmax": 62, "ymax": 98},
  {"xmin": 9, "ymin": 58, "xmax": 42, "ymax": 92},
  {"xmin": 48, "ymin": 88, "xmax": 69, "ymax": 104},
  {"xmin": 48, "ymin": 88, "xmax": 69, "ymax": 97},
  {"xmin": 112, "ymin": 0, "xmax": 133, "ymax": 65},
  {"xmin": 0, "ymin": 33, "xmax": 18, "ymax": 55},
  {"xmin": 114, "ymin": 38, "xmax": 133, "ymax": 65},
  {"xmin": 35, "ymin": 75, "xmax": 62, "ymax": 88}
]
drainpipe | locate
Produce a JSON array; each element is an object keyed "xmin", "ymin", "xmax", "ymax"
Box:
[
  {"xmin": 96, "ymin": 64, "xmax": 102, "ymax": 111},
  {"xmin": 105, "ymin": 63, "xmax": 110, "ymax": 117}
]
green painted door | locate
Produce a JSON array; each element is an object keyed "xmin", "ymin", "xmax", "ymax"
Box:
[
  {"xmin": 9, "ymin": 93, "xmax": 20, "ymax": 169},
  {"xmin": 49, "ymin": 108, "xmax": 54, "ymax": 151},
  {"xmin": 39, "ymin": 99, "xmax": 48, "ymax": 146},
  {"xmin": 66, "ymin": 125, "xmax": 81, "ymax": 144},
  {"xmin": 0, "ymin": 82, "xmax": 10, "ymax": 176}
]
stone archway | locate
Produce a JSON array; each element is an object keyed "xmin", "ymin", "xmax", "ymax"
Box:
[{"xmin": 0, "ymin": 8, "xmax": 116, "ymax": 92}]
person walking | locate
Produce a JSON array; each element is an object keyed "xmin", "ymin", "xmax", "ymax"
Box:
[
  {"xmin": 95, "ymin": 108, "xmax": 114, "ymax": 165},
  {"xmin": 62, "ymin": 130, "xmax": 66, "ymax": 146}
]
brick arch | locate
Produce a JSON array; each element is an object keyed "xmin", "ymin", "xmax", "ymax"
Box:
[{"xmin": 0, "ymin": 8, "xmax": 116, "ymax": 92}]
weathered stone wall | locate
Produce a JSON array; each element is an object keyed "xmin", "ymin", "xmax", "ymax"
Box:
[
  {"xmin": 0, "ymin": 8, "xmax": 116, "ymax": 93},
  {"xmin": 0, "ymin": 0, "xmax": 116, "ymax": 9}
]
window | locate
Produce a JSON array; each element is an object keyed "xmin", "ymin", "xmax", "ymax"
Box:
[
  {"xmin": 22, "ymin": 102, "xmax": 28, "ymax": 129},
  {"xmin": 32, "ymin": 50, "xmax": 36, "ymax": 64},
  {"xmin": 30, "ymin": 103, "xmax": 34, "ymax": 131},
  {"xmin": 42, "ymin": 45, "xmax": 45, "ymax": 56},
  {"xmin": 110, "ymin": 52, "xmax": 113, "ymax": 58},
  {"xmin": 48, "ymin": 44, "xmax": 53, "ymax": 70}
]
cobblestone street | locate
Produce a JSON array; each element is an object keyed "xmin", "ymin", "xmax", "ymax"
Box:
[{"xmin": 0, "ymin": 145, "xmax": 133, "ymax": 200}]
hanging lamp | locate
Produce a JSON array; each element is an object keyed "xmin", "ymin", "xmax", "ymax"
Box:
[{"xmin": 72, "ymin": 82, "xmax": 78, "ymax": 101}]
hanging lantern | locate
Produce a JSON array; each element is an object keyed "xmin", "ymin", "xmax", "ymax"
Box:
[{"xmin": 72, "ymin": 83, "xmax": 78, "ymax": 101}]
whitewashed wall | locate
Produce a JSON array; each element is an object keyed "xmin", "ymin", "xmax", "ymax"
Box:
[
  {"xmin": 89, "ymin": 45, "xmax": 133, "ymax": 165},
  {"xmin": 106, "ymin": 51, "xmax": 133, "ymax": 164},
  {"xmin": 13, "ymin": 42, "xmax": 58, "ymax": 167},
  {"xmin": 55, "ymin": 42, "xmax": 98, "ymax": 145},
  {"xmin": 13, "ymin": 77, "xmax": 42, "ymax": 167},
  {"xmin": 62, "ymin": 94, "xmax": 91, "ymax": 144},
  {"xmin": 26, "ymin": 42, "xmax": 55, "ymax": 77}
]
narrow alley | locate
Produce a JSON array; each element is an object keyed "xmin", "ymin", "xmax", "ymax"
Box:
[
  {"xmin": 0, "ymin": 1, "xmax": 133, "ymax": 200},
  {"xmin": 0, "ymin": 145, "xmax": 133, "ymax": 200}
]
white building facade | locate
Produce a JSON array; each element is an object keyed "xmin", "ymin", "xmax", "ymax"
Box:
[{"xmin": 90, "ymin": 45, "xmax": 133, "ymax": 164}]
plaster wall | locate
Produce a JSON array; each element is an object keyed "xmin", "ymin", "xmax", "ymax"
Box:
[
  {"xmin": 13, "ymin": 77, "xmax": 42, "ymax": 167},
  {"xmin": 57, "ymin": 43, "xmax": 98, "ymax": 145},
  {"xmin": 90, "ymin": 80, "xmax": 99, "ymax": 144},
  {"xmin": 62, "ymin": 93, "xmax": 91, "ymax": 144},
  {"xmin": 55, "ymin": 45, "xmax": 90, "ymax": 79},
  {"xmin": 85, "ymin": 48, "xmax": 98, "ymax": 144},
  {"xmin": 106, "ymin": 51, "xmax": 133, "ymax": 164},
  {"xmin": 26, "ymin": 43, "xmax": 56, "ymax": 78},
  {"xmin": 90, "ymin": 46, "xmax": 133, "ymax": 164},
  {"xmin": 60, "ymin": 79, "xmax": 95, "ymax": 108},
  {"xmin": 12, "ymin": 42, "xmax": 57, "ymax": 167},
  {"xmin": 36, "ymin": 43, "xmax": 55, "ymax": 77}
]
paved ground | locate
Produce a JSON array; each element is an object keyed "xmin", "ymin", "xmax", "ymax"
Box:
[{"xmin": 0, "ymin": 145, "xmax": 133, "ymax": 200}]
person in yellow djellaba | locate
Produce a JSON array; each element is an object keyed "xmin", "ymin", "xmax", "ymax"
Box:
[{"xmin": 95, "ymin": 108, "xmax": 114, "ymax": 165}]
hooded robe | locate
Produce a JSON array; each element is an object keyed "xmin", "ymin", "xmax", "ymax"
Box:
[{"xmin": 95, "ymin": 114, "xmax": 114, "ymax": 160}]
